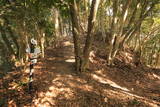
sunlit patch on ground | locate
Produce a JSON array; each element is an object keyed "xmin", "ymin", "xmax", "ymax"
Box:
[
  {"xmin": 65, "ymin": 58, "xmax": 75, "ymax": 63},
  {"xmin": 92, "ymin": 73, "xmax": 130, "ymax": 91},
  {"xmin": 152, "ymin": 73, "xmax": 160, "ymax": 80},
  {"xmin": 34, "ymin": 87, "xmax": 75, "ymax": 106},
  {"xmin": 63, "ymin": 41, "xmax": 73, "ymax": 46},
  {"xmin": 103, "ymin": 89, "xmax": 159, "ymax": 107},
  {"xmin": 47, "ymin": 57, "xmax": 56, "ymax": 61},
  {"xmin": 104, "ymin": 89, "xmax": 133, "ymax": 100},
  {"xmin": 33, "ymin": 78, "xmax": 76, "ymax": 106}
]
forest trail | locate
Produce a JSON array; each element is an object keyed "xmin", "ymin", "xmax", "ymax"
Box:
[
  {"xmin": 31, "ymin": 38, "xmax": 160, "ymax": 107},
  {"xmin": 1, "ymin": 1, "xmax": 160, "ymax": 107},
  {"xmin": 1, "ymin": 38, "xmax": 160, "ymax": 107}
]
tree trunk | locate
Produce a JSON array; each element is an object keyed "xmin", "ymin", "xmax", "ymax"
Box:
[
  {"xmin": 59, "ymin": 16, "xmax": 63, "ymax": 37},
  {"xmin": 41, "ymin": 33, "xmax": 45, "ymax": 58},
  {"xmin": 8, "ymin": 28, "xmax": 20, "ymax": 57},
  {"xmin": 0, "ymin": 26, "xmax": 15, "ymax": 55},
  {"xmin": 105, "ymin": 0, "xmax": 118, "ymax": 65},
  {"xmin": 54, "ymin": 8, "xmax": 60, "ymax": 47},
  {"xmin": 155, "ymin": 53, "xmax": 160, "ymax": 68},
  {"xmin": 105, "ymin": 0, "xmax": 156, "ymax": 65},
  {"xmin": 3, "ymin": 17, "xmax": 20, "ymax": 57},
  {"xmin": 70, "ymin": 0, "xmax": 82, "ymax": 72},
  {"xmin": 81, "ymin": 0, "xmax": 100, "ymax": 71}
]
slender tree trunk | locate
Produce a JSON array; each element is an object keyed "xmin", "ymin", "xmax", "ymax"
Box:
[
  {"xmin": 105, "ymin": 0, "xmax": 156, "ymax": 65},
  {"xmin": 106, "ymin": 0, "xmax": 118, "ymax": 65},
  {"xmin": 81, "ymin": 0, "xmax": 100, "ymax": 71},
  {"xmin": 84, "ymin": 0, "xmax": 89, "ymax": 29},
  {"xmin": 107, "ymin": 0, "xmax": 133, "ymax": 65},
  {"xmin": 54, "ymin": 8, "xmax": 60, "ymax": 47},
  {"xmin": 59, "ymin": 16, "xmax": 64, "ymax": 37},
  {"xmin": 70, "ymin": 0, "xmax": 82, "ymax": 72},
  {"xmin": 3, "ymin": 17, "xmax": 20, "ymax": 57},
  {"xmin": 155, "ymin": 53, "xmax": 160, "ymax": 68},
  {"xmin": 0, "ymin": 26, "xmax": 15, "ymax": 55},
  {"xmin": 8, "ymin": 28, "xmax": 20, "ymax": 57},
  {"xmin": 41, "ymin": 33, "xmax": 45, "ymax": 58},
  {"xmin": 107, "ymin": 34, "xmax": 116, "ymax": 65}
]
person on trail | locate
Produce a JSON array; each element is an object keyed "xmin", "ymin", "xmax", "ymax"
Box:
[{"xmin": 26, "ymin": 38, "xmax": 41, "ymax": 92}]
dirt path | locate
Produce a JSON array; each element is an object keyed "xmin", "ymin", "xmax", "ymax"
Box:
[
  {"xmin": 30, "ymin": 39, "xmax": 159, "ymax": 107},
  {"xmin": 2, "ymin": 39, "xmax": 160, "ymax": 107}
]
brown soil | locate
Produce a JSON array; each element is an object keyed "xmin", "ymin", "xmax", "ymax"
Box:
[{"xmin": 0, "ymin": 38, "xmax": 160, "ymax": 107}]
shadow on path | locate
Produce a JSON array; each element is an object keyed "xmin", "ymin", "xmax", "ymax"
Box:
[{"xmin": 1, "ymin": 39, "xmax": 160, "ymax": 107}]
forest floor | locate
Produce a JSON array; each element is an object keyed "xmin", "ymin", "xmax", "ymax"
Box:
[{"xmin": 0, "ymin": 38, "xmax": 160, "ymax": 107}]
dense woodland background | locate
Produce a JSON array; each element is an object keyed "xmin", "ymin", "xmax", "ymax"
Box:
[
  {"xmin": 0, "ymin": 0, "xmax": 160, "ymax": 71},
  {"xmin": 0, "ymin": 0, "xmax": 160, "ymax": 106}
]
